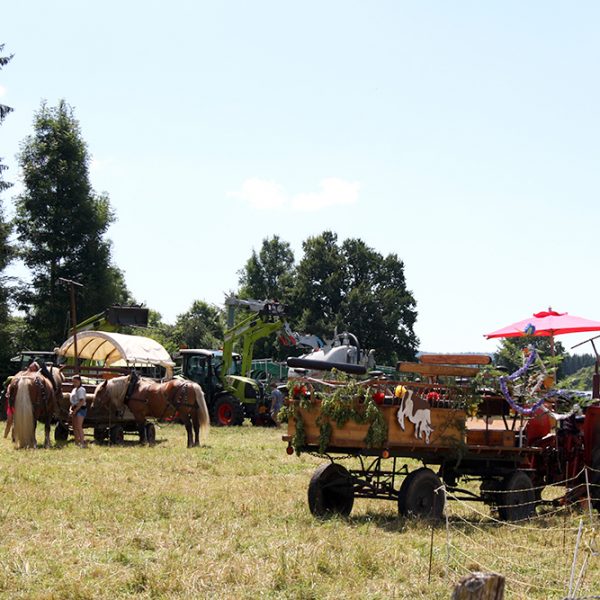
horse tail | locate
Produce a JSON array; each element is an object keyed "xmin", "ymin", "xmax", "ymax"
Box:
[
  {"xmin": 193, "ymin": 383, "xmax": 210, "ymax": 443},
  {"xmin": 13, "ymin": 379, "xmax": 36, "ymax": 449}
]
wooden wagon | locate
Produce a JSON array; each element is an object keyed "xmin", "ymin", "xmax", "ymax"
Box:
[
  {"xmin": 283, "ymin": 354, "xmax": 551, "ymax": 521},
  {"xmin": 54, "ymin": 331, "xmax": 175, "ymax": 444}
]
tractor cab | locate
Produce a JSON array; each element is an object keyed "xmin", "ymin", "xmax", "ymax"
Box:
[
  {"xmin": 179, "ymin": 348, "xmax": 242, "ymax": 393},
  {"xmin": 10, "ymin": 350, "xmax": 60, "ymax": 372}
]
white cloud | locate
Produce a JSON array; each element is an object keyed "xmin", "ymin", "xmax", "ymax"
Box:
[
  {"xmin": 231, "ymin": 177, "xmax": 287, "ymax": 209},
  {"xmin": 0, "ymin": 84, "xmax": 6, "ymax": 98},
  {"xmin": 291, "ymin": 177, "xmax": 360, "ymax": 212},
  {"xmin": 232, "ymin": 177, "xmax": 360, "ymax": 212}
]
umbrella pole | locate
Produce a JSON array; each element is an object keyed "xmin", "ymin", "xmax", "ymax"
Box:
[{"xmin": 551, "ymin": 335, "xmax": 556, "ymax": 382}]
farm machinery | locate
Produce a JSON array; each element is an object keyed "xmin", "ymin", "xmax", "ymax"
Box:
[
  {"xmin": 179, "ymin": 298, "xmax": 299, "ymax": 426},
  {"xmin": 179, "ymin": 297, "xmax": 377, "ymax": 427},
  {"xmin": 283, "ymin": 351, "xmax": 600, "ymax": 521}
]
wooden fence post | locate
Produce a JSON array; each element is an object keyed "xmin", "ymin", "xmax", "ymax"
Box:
[{"xmin": 452, "ymin": 572, "xmax": 505, "ymax": 600}]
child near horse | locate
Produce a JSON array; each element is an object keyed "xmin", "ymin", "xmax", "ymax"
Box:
[{"xmin": 69, "ymin": 374, "xmax": 87, "ymax": 448}]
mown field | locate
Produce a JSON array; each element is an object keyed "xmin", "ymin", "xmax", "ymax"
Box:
[{"xmin": 0, "ymin": 423, "xmax": 598, "ymax": 599}]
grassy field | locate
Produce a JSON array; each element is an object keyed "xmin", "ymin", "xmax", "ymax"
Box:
[{"xmin": 0, "ymin": 423, "xmax": 598, "ymax": 599}]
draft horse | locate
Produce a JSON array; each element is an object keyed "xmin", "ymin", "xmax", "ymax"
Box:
[
  {"xmin": 8, "ymin": 366, "xmax": 64, "ymax": 449},
  {"xmin": 93, "ymin": 373, "xmax": 209, "ymax": 447}
]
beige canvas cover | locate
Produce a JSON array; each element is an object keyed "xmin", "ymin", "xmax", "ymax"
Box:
[{"xmin": 58, "ymin": 331, "xmax": 175, "ymax": 372}]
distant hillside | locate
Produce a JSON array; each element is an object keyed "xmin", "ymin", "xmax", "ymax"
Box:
[{"xmin": 557, "ymin": 365, "xmax": 595, "ymax": 391}]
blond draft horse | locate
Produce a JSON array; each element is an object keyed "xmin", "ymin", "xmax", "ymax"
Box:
[
  {"xmin": 93, "ymin": 374, "xmax": 209, "ymax": 447},
  {"xmin": 8, "ymin": 366, "xmax": 64, "ymax": 449}
]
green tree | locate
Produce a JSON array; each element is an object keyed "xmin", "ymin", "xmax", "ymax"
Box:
[
  {"xmin": 494, "ymin": 337, "xmax": 565, "ymax": 377},
  {"xmin": 341, "ymin": 239, "xmax": 418, "ymax": 363},
  {"xmin": 291, "ymin": 231, "xmax": 346, "ymax": 334},
  {"xmin": 238, "ymin": 235, "xmax": 295, "ymax": 302},
  {"xmin": 0, "ymin": 44, "xmax": 14, "ymax": 195},
  {"xmin": 241, "ymin": 231, "xmax": 419, "ymax": 364},
  {"xmin": 172, "ymin": 300, "xmax": 224, "ymax": 350},
  {"xmin": 14, "ymin": 100, "xmax": 129, "ymax": 348},
  {"xmin": 0, "ymin": 45, "xmax": 15, "ymax": 380},
  {"xmin": 237, "ymin": 236, "xmax": 296, "ymax": 359}
]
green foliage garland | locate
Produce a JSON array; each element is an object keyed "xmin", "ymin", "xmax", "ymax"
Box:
[{"xmin": 286, "ymin": 374, "xmax": 388, "ymax": 454}]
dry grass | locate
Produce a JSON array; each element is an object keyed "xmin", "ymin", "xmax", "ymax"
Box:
[{"xmin": 0, "ymin": 424, "xmax": 597, "ymax": 599}]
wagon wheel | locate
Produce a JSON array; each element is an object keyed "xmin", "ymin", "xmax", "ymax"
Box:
[
  {"xmin": 211, "ymin": 395, "xmax": 245, "ymax": 427},
  {"xmin": 54, "ymin": 422, "xmax": 69, "ymax": 442},
  {"xmin": 590, "ymin": 448, "xmax": 600, "ymax": 512},
  {"xmin": 308, "ymin": 463, "xmax": 354, "ymax": 518},
  {"xmin": 109, "ymin": 424, "xmax": 125, "ymax": 445},
  {"xmin": 398, "ymin": 467, "xmax": 445, "ymax": 519},
  {"xmin": 145, "ymin": 422, "xmax": 157, "ymax": 445},
  {"xmin": 498, "ymin": 471, "xmax": 536, "ymax": 521}
]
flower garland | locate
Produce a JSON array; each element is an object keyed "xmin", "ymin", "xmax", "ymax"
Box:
[{"xmin": 499, "ymin": 346, "xmax": 553, "ymax": 415}]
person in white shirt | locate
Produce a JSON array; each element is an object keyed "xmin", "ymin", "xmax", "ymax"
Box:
[{"xmin": 69, "ymin": 374, "xmax": 87, "ymax": 448}]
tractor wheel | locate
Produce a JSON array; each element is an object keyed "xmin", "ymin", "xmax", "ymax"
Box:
[
  {"xmin": 398, "ymin": 467, "xmax": 445, "ymax": 519},
  {"xmin": 54, "ymin": 422, "xmax": 69, "ymax": 442},
  {"xmin": 211, "ymin": 395, "xmax": 245, "ymax": 427},
  {"xmin": 498, "ymin": 471, "xmax": 536, "ymax": 521},
  {"xmin": 308, "ymin": 463, "xmax": 354, "ymax": 518},
  {"xmin": 145, "ymin": 422, "xmax": 157, "ymax": 445},
  {"xmin": 93, "ymin": 427, "xmax": 107, "ymax": 443},
  {"xmin": 109, "ymin": 424, "xmax": 125, "ymax": 445},
  {"xmin": 590, "ymin": 449, "xmax": 600, "ymax": 512}
]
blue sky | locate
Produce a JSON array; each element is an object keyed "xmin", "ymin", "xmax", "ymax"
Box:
[{"xmin": 2, "ymin": 2, "xmax": 600, "ymax": 355}]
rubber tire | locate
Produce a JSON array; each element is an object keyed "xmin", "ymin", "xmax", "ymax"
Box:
[
  {"xmin": 590, "ymin": 448, "xmax": 600, "ymax": 512},
  {"xmin": 93, "ymin": 427, "xmax": 107, "ymax": 443},
  {"xmin": 211, "ymin": 395, "xmax": 245, "ymax": 427},
  {"xmin": 398, "ymin": 467, "xmax": 445, "ymax": 519},
  {"xmin": 145, "ymin": 422, "xmax": 156, "ymax": 445},
  {"xmin": 109, "ymin": 425, "xmax": 125, "ymax": 445},
  {"xmin": 498, "ymin": 471, "xmax": 536, "ymax": 521},
  {"xmin": 54, "ymin": 422, "xmax": 69, "ymax": 442},
  {"xmin": 308, "ymin": 463, "xmax": 354, "ymax": 518}
]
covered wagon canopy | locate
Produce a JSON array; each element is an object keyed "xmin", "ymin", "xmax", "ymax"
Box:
[{"xmin": 58, "ymin": 331, "xmax": 175, "ymax": 372}]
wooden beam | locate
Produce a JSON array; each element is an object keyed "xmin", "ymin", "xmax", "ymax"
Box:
[
  {"xmin": 419, "ymin": 354, "xmax": 491, "ymax": 365},
  {"xmin": 396, "ymin": 362, "xmax": 480, "ymax": 377}
]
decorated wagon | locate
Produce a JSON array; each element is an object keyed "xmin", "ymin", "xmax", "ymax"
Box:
[{"xmin": 282, "ymin": 353, "xmax": 600, "ymax": 521}]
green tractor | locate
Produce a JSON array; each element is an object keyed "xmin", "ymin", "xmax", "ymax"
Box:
[{"xmin": 179, "ymin": 298, "xmax": 292, "ymax": 426}]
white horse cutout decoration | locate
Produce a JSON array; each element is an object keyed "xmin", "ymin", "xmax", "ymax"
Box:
[{"xmin": 395, "ymin": 386, "xmax": 434, "ymax": 444}]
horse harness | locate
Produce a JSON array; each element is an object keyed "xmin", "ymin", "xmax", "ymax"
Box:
[
  {"xmin": 123, "ymin": 374, "xmax": 195, "ymax": 417},
  {"xmin": 158, "ymin": 383, "xmax": 197, "ymax": 421}
]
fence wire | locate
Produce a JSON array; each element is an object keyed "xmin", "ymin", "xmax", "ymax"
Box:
[{"xmin": 443, "ymin": 466, "xmax": 599, "ymax": 600}]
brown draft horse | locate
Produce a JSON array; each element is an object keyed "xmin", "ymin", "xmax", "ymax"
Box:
[
  {"xmin": 93, "ymin": 374, "xmax": 209, "ymax": 447},
  {"xmin": 8, "ymin": 366, "xmax": 64, "ymax": 449}
]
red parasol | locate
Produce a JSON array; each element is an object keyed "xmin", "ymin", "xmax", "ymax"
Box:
[{"xmin": 485, "ymin": 308, "xmax": 600, "ymax": 355}]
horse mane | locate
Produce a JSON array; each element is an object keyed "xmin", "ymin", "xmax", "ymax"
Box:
[
  {"xmin": 48, "ymin": 366, "xmax": 65, "ymax": 393},
  {"xmin": 101, "ymin": 375, "xmax": 131, "ymax": 407}
]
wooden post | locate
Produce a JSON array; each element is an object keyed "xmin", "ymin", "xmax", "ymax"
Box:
[
  {"xmin": 59, "ymin": 278, "xmax": 83, "ymax": 375},
  {"xmin": 452, "ymin": 572, "xmax": 505, "ymax": 600}
]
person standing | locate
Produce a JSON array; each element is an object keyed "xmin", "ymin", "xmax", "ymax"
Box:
[
  {"xmin": 69, "ymin": 375, "xmax": 87, "ymax": 447},
  {"xmin": 269, "ymin": 382, "xmax": 284, "ymax": 426}
]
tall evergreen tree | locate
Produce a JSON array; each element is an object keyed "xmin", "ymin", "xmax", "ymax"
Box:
[
  {"xmin": 14, "ymin": 100, "xmax": 129, "ymax": 348},
  {"xmin": 0, "ymin": 44, "xmax": 15, "ymax": 378},
  {"xmin": 0, "ymin": 44, "xmax": 14, "ymax": 195}
]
